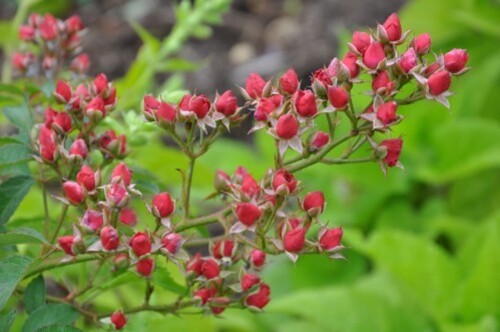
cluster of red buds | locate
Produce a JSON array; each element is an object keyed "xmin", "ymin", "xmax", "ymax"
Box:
[
  {"xmin": 13, "ymin": 13, "xmax": 89, "ymax": 78},
  {"xmin": 15, "ymin": 12, "xmax": 469, "ymax": 330}
]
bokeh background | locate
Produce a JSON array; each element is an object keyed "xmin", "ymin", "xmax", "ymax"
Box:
[{"xmin": 1, "ymin": 0, "xmax": 499, "ymax": 331}]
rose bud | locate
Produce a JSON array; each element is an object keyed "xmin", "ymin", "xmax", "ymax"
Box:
[
  {"xmin": 245, "ymin": 73, "xmax": 266, "ymax": 99},
  {"xmin": 250, "ymin": 249, "xmax": 266, "ymax": 268},
  {"xmin": 351, "ymin": 31, "xmax": 371, "ymax": 54},
  {"xmin": 143, "ymin": 95, "xmax": 160, "ymax": 120},
  {"xmin": 399, "ymin": 47, "xmax": 418, "ymax": 73},
  {"xmin": 342, "ymin": 52, "xmax": 360, "ymax": 78},
  {"xmin": 444, "ymin": 48, "xmax": 468, "ymax": 73},
  {"xmin": 65, "ymin": 15, "xmax": 83, "ymax": 34},
  {"xmin": 194, "ymin": 287, "xmax": 217, "ymax": 305},
  {"xmin": 210, "ymin": 297, "xmax": 230, "ymax": 315},
  {"xmin": 100, "ymin": 226, "xmax": 120, "ymax": 251},
  {"xmin": 19, "ymin": 25, "xmax": 35, "ymax": 41},
  {"xmin": 51, "ymin": 112, "xmax": 72, "ymax": 134},
  {"xmin": 382, "ymin": 13, "xmax": 402, "ymax": 42},
  {"xmin": 106, "ymin": 183, "xmax": 129, "ymax": 208},
  {"xmin": 178, "ymin": 94, "xmax": 192, "ymax": 111},
  {"xmin": 119, "ymin": 208, "xmax": 137, "ymax": 227},
  {"xmin": 411, "ymin": 33, "xmax": 431, "ymax": 55},
  {"xmin": 86, "ymin": 96, "xmax": 105, "ymax": 120},
  {"xmin": 58, "ymin": 236, "xmax": 76, "ymax": 256},
  {"xmin": 379, "ymin": 138, "xmax": 403, "ymax": 167},
  {"xmin": 111, "ymin": 162, "xmax": 132, "ymax": 186},
  {"xmin": 214, "ymin": 170, "xmax": 231, "ymax": 192},
  {"xmin": 279, "ymin": 68, "xmax": 299, "ymax": 94},
  {"xmin": 302, "ymin": 191, "xmax": 325, "ymax": 216},
  {"xmin": 54, "ymin": 80, "xmax": 72, "ymax": 104},
  {"xmin": 294, "ymin": 90, "xmax": 317, "ymax": 117},
  {"xmin": 70, "ymin": 53, "xmax": 90, "ymax": 73},
  {"xmin": 428, "ymin": 70, "xmax": 451, "ymax": 96},
  {"xmin": 69, "ymin": 139, "xmax": 88, "ymax": 159},
  {"xmin": 38, "ymin": 127, "xmax": 57, "ymax": 162},
  {"xmin": 241, "ymin": 273, "xmax": 261, "ymax": 292},
  {"xmin": 309, "ymin": 132, "xmax": 329, "ymax": 151},
  {"xmin": 235, "ymin": 203, "xmax": 262, "ymax": 227},
  {"xmin": 276, "ymin": 114, "xmax": 299, "ymax": 140},
  {"xmin": 76, "ymin": 165, "xmax": 96, "ymax": 191},
  {"xmin": 327, "ymin": 86, "xmax": 349, "ymax": 109},
  {"xmin": 45, "ymin": 108, "xmax": 57, "ymax": 127},
  {"xmin": 12, "ymin": 52, "xmax": 28, "ymax": 71},
  {"xmin": 129, "ymin": 232, "xmax": 151, "ymax": 257},
  {"xmin": 110, "ymin": 310, "xmax": 127, "ymax": 330},
  {"xmin": 187, "ymin": 253, "xmax": 203, "ymax": 275},
  {"xmin": 161, "ymin": 232, "xmax": 183, "ymax": 255},
  {"xmin": 363, "ymin": 42, "xmax": 385, "ymax": 69},
  {"xmin": 152, "ymin": 192, "xmax": 175, "ymax": 218},
  {"xmin": 103, "ymin": 88, "xmax": 117, "ymax": 107},
  {"xmin": 245, "ymin": 283, "xmax": 271, "ymax": 310},
  {"xmin": 215, "ymin": 90, "xmax": 238, "ymax": 116},
  {"xmin": 376, "ymin": 101, "xmax": 398, "ymax": 125},
  {"xmin": 319, "ymin": 227, "xmax": 343, "ymax": 251},
  {"xmin": 113, "ymin": 253, "xmax": 130, "ymax": 271},
  {"xmin": 212, "ymin": 240, "xmax": 236, "ymax": 260},
  {"xmin": 372, "ymin": 71, "xmax": 395, "ymax": 95},
  {"xmin": 81, "ymin": 209, "xmax": 103, "ymax": 232},
  {"xmin": 241, "ymin": 174, "xmax": 260, "ymax": 197},
  {"xmin": 39, "ymin": 14, "xmax": 58, "ymax": 40},
  {"xmin": 156, "ymin": 101, "xmax": 176, "ymax": 123},
  {"xmin": 63, "ymin": 181, "xmax": 84, "ymax": 204},
  {"xmin": 93, "ymin": 73, "xmax": 109, "ymax": 95},
  {"xmin": 189, "ymin": 94, "xmax": 211, "ymax": 119},
  {"xmin": 201, "ymin": 258, "xmax": 220, "ymax": 280},
  {"xmin": 284, "ymin": 227, "xmax": 306, "ymax": 253},
  {"xmin": 255, "ymin": 97, "xmax": 278, "ymax": 121},
  {"xmin": 272, "ymin": 169, "xmax": 298, "ymax": 194},
  {"xmin": 312, "ymin": 68, "xmax": 332, "ymax": 88},
  {"xmin": 136, "ymin": 258, "xmax": 155, "ymax": 277}
]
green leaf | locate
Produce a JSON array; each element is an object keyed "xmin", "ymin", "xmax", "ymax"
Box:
[
  {"xmin": 156, "ymin": 58, "xmax": 200, "ymax": 72},
  {"xmin": 0, "ymin": 175, "xmax": 35, "ymax": 226},
  {"xmin": 0, "ymin": 144, "xmax": 32, "ymax": 166},
  {"xmin": 0, "ymin": 227, "xmax": 49, "ymax": 246},
  {"xmin": 21, "ymin": 304, "xmax": 79, "ymax": 332},
  {"xmin": 152, "ymin": 266, "xmax": 186, "ymax": 295},
  {"xmin": 2, "ymin": 104, "xmax": 32, "ymax": 138},
  {"xmin": 0, "ymin": 255, "xmax": 33, "ymax": 310},
  {"xmin": 0, "ymin": 309, "xmax": 16, "ymax": 332},
  {"xmin": 37, "ymin": 325, "xmax": 82, "ymax": 332},
  {"xmin": 24, "ymin": 275, "xmax": 46, "ymax": 314},
  {"xmin": 0, "ymin": 137, "xmax": 24, "ymax": 146}
]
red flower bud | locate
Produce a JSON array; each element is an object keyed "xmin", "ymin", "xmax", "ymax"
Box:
[
  {"xmin": 86, "ymin": 96, "xmax": 105, "ymax": 119},
  {"xmin": 58, "ymin": 236, "xmax": 76, "ymax": 256},
  {"xmin": 294, "ymin": 90, "xmax": 317, "ymax": 117},
  {"xmin": 272, "ymin": 169, "xmax": 298, "ymax": 194},
  {"xmin": 283, "ymin": 227, "xmax": 306, "ymax": 253},
  {"xmin": 327, "ymin": 86, "xmax": 349, "ymax": 109},
  {"xmin": 65, "ymin": 15, "xmax": 83, "ymax": 34},
  {"xmin": 351, "ymin": 31, "xmax": 371, "ymax": 53},
  {"xmin": 19, "ymin": 25, "xmax": 35, "ymax": 41},
  {"xmin": 444, "ymin": 48, "xmax": 468, "ymax": 73},
  {"xmin": 363, "ymin": 42, "xmax": 385, "ymax": 69},
  {"xmin": 194, "ymin": 287, "xmax": 217, "ymax": 305},
  {"xmin": 69, "ymin": 139, "xmax": 88, "ymax": 159},
  {"xmin": 302, "ymin": 191, "xmax": 325, "ymax": 216},
  {"xmin": 372, "ymin": 71, "xmax": 395, "ymax": 95},
  {"xmin": 212, "ymin": 240, "xmax": 236, "ymax": 260},
  {"xmin": 214, "ymin": 170, "xmax": 231, "ymax": 191},
  {"xmin": 63, "ymin": 181, "xmax": 84, "ymax": 204},
  {"xmin": 143, "ymin": 95, "xmax": 160, "ymax": 119},
  {"xmin": 101, "ymin": 226, "xmax": 120, "ymax": 251},
  {"xmin": 399, "ymin": 47, "xmax": 418, "ymax": 73},
  {"xmin": 379, "ymin": 138, "xmax": 403, "ymax": 167},
  {"xmin": 54, "ymin": 80, "xmax": 72, "ymax": 104},
  {"xmin": 241, "ymin": 174, "xmax": 260, "ymax": 197},
  {"xmin": 279, "ymin": 68, "xmax": 299, "ymax": 94},
  {"xmin": 382, "ymin": 13, "xmax": 402, "ymax": 42},
  {"xmin": 187, "ymin": 253, "xmax": 203, "ymax": 275},
  {"xmin": 255, "ymin": 97, "xmax": 279, "ymax": 121},
  {"xmin": 376, "ymin": 101, "xmax": 398, "ymax": 125},
  {"xmin": 76, "ymin": 165, "xmax": 96, "ymax": 191},
  {"xmin": 312, "ymin": 68, "xmax": 332, "ymax": 87},
  {"xmin": 111, "ymin": 162, "xmax": 132, "ymax": 186},
  {"xmin": 157, "ymin": 101, "xmax": 176, "ymax": 123},
  {"xmin": 81, "ymin": 209, "xmax": 103, "ymax": 232},
  {"xmin": 215, "ymin": 90, "xmax": 238, "ymax": 116},
  {"xmin": 310, "ymin": 131, "xmax": 330, "ymax": 150},
  {"xmin": 210, "ymin": 297, "xmax": 230, "ymax": 315},
  {"xmin": 342, "ymin": 52, "xmax": 360, "ymax": 78},
  {"xmin": 276, "ymin": 114, "xmax": 299, "ymax": 140},
  {"xmin": 136, "ymin": 258, "xmax": 155, "ymax": 277},
  {"xmin": 241, "ymin": 273, "xmax": 261, "ymax": 291},
  {"xmin": 129, "ymin": 232, "xmax": 151, "ymax": 257},
  {"xmin": 235, "ymin": 203, "xmax": 262, "ymax": 227},
  {"xmin": 411, "ymin": 33, "xmax": 431, "ymax": 55},
  {"xmin": 39, "ymin": 14, "xmax": 58, "ymax": 40},
  {"xmin": 201, "ymin": 258, "xmax": 220, "ymax": 280},
  {"xmin": 161, "ymin": 232, "xmax": 183, "ymax": 254},
  {"xmin": 113, "ymin": 253, "xmax": 130, "ymax": 270},
  {"xmin": 110, "ymin": 310, "xmax": 127, "ymax": 330},
  {"xmin": 245, "ymin": 283, "xmax": 270, "ymax": 309},
  {"xmin": 106, "ymin": 183, "xmax": 129, "ymax": 207},
  {"xmin": 12, "ymin": 52, "xmax": 29, "ymax": 71},
  {"xmin": 38, "ymin": 127, "xmax": 57, "ymax": 162},
  {"xmin": 119, "ymin": 208, "xmax": 137, "ymax": 227},
  {"xmin": 424, "ymin": 62, "xmax": 440, "ymax": 77},
  {"xmin": 245, "ymin": 73, "xmax": 266, "ymax": 99},
  {"xmin": 428, "ymin": 70, "xmax": 451, "ymax": 96},
  {"xmin": 319, "ymin": 227, "xmax": 343, "ymax": 250},
  {"xmin": 250, "ymin": 249, "xmax": 266, "ymax": 267},
  {"xmin": 189, "ymin": 94, "xmax": 211, "ymax": 119},
  {"xmin": 103, "ymin": 88, "xmax": 117, "ymax": 107},
  {"xmin": 178, "ymin": 94, "xmax": 192, "ymax": 111},
  {"xmin": 45, "ymin": 108, "xmax": 57, "ymax": 128},
  {"xmin": 93, "ymin": 73, "xmax": 109, "ymax": 95},
  {"xmin": 52, "ymin": 112, "xmax": 72, "ymax": 134},
  {"xmin": 152, "ymin": 192, "xmax": 175, "ymax": 218}
]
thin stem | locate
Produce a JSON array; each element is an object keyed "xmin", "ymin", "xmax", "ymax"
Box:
[
  {"xmin": 176, "ymin": 206, "xmax": 232, "ymax": 232},
  {"xmin": 97, "ymin": 300, "xmax": 196, "ymax": 319},
  {"xmin": 24, "ymin": 255, "xmax": 99, "ymax": 280},
  {"xmin": 321, "ymin": 156, "xmax": 375, "ymax": 165},
  {"xmin": 183, "ymin": 157, "xmax": 196, "ymax": 220},
  {"xmin": 49, "ymin": 204, "xmax": 69, "ymax": 244}
]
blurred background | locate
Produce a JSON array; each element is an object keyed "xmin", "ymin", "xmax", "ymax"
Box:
[{"xmin": 1, "ymin": 0, "xmax": 500, "ymax": 331}]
